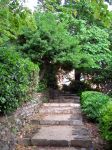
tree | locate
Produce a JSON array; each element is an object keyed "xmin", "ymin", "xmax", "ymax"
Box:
[
  {"xmin": 41, "ymin": 0, "xmax": 112, "ymax": 82},
  {"xmin": 42, "ymin": 0, "xmax": 112, "ymax": 27},
  {"xmin": 15, "ymin": 0, "xmax": 112, "ymax": 89},
  {"xmin": 18, "ymin": 12, "xmax": 79, "ymax": 83},
  {"xmin": 0, "ymin": 0, "xmax": 36, "ymax": 46}
]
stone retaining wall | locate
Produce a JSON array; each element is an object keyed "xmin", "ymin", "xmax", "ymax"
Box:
[{"xmin": 0, "ymin": 93, "xmax": 45, "ymax": 150}]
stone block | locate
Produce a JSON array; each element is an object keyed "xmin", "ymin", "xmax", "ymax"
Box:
[
  {"xmin": 49, "ymin": 140, "xmax": 69, "ymax": 147},
  {"xmin": 71, "ymin": 139, "xmax": 92, "ymax": 148},
  {"xmin": 59, "ymin": 121, "xmax": 70, "ymax": 125},
  {"xmin": 31, "ymin": 120, "xmax": 40, "ymax": 125},
  {"xmin": 40, "ymin": 120, "xmax": 59, "ymax": 125},
  {"xmin": 31, "ymin": 139, "xmax": 49, "ymax": 146},
  {"xmin": 71, "ymin": 120, "xmax": 83, "ymax": 126},
  {"xmin": 18, "ymin": 138, "xmax": 31, "ymax": 146}
]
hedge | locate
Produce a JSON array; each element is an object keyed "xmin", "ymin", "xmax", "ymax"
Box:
[
  {"xmin": 81, "ymin": 91, "xmax": 112, "ymax": 141},
  {"xmin": 0, "ymin": 47, "xmax": 39, "ymax": 114},
  {"xmin": 81, "ymin": 91, "xmax": 110, "ymax": 121}
]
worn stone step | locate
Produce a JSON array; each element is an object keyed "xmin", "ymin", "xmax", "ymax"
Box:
[
  {"xmin": 59, "ymin": 96, "xmax": 80, "ymax": 99},
  {"xmin": 31, "ymin": 120, "xmax": 83, "ymax": 126},
  {"xmin": 17, "ymin": 145, "xmax": 88, "ymax": 150},
  {"xmin": 31, "ymin": 125, "xmax": 92, "ymax": 148},
  {"xmin": 37, "ymin": 147, "xmax": 87, "ymax": 150},
  {"xmin": 41, "ymin": 113, "xmax": 81, "ymax": 121},
  {"xmin": 60, "ymin": 93, "xmax": 77, "ymax": 96},
  {"xmin": 31, "ymin": 113, "xmax": 83, "ymax": 125},
  {"xmin": 39, "ymin": 103, "xmax": 81, "ymax": 115},
  {"xmin": 49, "ymin": 99, "xmax": 80, "ymax": 103},
  {"xmin": 43, "ymin": 103, "xmax": 81, "ymax": 108},
  {"xmin": 39, "ymin": 107, "xmax": 81, "ymax": 114}
]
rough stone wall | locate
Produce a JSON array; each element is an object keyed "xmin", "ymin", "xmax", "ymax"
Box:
[{"xmin": 0, "ymin": 93, "xmax": 44, "ymax": 150}]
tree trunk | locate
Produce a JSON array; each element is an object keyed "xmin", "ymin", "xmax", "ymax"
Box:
[
  {"xmin": 39, "ymin": 63, "xmax": 47, "ymax": 81},
  {"xmin": 75, "ymin": 69, "xmax": 81, "ymax": 81}
]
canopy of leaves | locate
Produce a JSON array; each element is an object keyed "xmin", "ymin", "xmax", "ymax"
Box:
[
  {"xmin": 18, "ymin": 12, "xmax": 79, "ymax": 65},
  {"xmin": 43, "ymin": 0, "xmax": 112, "ymax": 27},
  {"xmin": 0, "ymin": 0, "xmax": 36, "ymax": 45},
  {"xmin": 53, "ymin": 18, "xmax": 111, "ymax": 72}
]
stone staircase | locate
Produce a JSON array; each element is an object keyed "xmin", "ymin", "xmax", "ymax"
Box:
[
  {"xmin": 49, "ymin": 94, "xmax": 80, "ymax": 103},
  {"xmin": 18, "ymin": 94, "xmax": 92, "ymax": 150}
]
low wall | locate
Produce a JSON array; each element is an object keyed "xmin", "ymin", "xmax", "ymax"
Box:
[{"xmin": 0, "ymin": 93, "xmax": 45, "ymax": 150}]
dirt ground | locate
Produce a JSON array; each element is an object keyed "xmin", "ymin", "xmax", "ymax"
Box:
[{"xmin": 83, "ymin": 115, "xmax": 112, "ymax": 150}]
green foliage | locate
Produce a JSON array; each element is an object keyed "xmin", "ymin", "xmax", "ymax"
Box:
[
  {"xmin": 0, "ymin": 0, "xmax": 36, "ymax": 46},
  {"xmin": 36, "ymin": 81, "xmax": 47, "ymax": 93},
  {"xmin": 74, "ymin": 0, "xmax": 112, "ymax": 27},
  {"xmin": 0, "ymin": 0, "xmax": 39, "ymax": 114},
  {"xmin": 19, "ymin": 12, "xmax": 79, "ymax": 64},
  {"xmin": 99, "ymin": 101, "xmax": 112, "ymax": 141},
  {"xmin": 39, "ymin": 0, "xmax": 112, "ymax": 89},
  {"xmin": 19, "ymin": 12, "xmax": 111, "ymax": 78},
  {"xmin": 43, "ymin": 0, "xmax": 112, "ymax": 27},
  {"xmin": 0, "ymin": 0, "xmax": 112, "ymax": 116},
  {"xmin": 81, "ymin": 91, "xmax": 110, "ymax": 120},
  {"xmin": 57, "ymin": 18, "xmax": 111, "ymax": 72},
  {"xmin": 0, "ymin": 47, "xmax": 39, "ymax": 114}
]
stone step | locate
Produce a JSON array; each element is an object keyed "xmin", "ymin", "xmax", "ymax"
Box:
[
  {"xmin": 31, "ymin": 120, "xmax": 83, "ymax": 126},
  {"xmin": 60, "ymin": 93, "xmax": 77, "ymax": 96},
  {"xmin": 17, "ymin": 145, "xmax": 88, "ymax": 150},
  {"xmin": 31, "ymin": 125, "xmax": 92, "ymax": 148},
  {"xmin": 39, "ymin": 103, "xmax": 81, "ymax": 115},
  {"xmin": 49, "ymin": 99, "xmax": 80, "ymax": 103},
  {"xmin": 17, "ymin": 95, "xmax": 92, "ymax": 149},
  {"xmin": 31, "ymin": 113, "xmax": 83, "ymax": 125},
  {"xmin": 39, "ymin": 107, "xmax": 81, "ymax": 114},
  {"xmin": 36, "ymin": 147, "xmax": 87, "ymax": 150},
  {"xmin": 43, "ymin": 103, "xmax": 81, "ymax": 107},
  {"xmin": 58, "ymin": 96, "xmax": 80, "ymax": 99}
]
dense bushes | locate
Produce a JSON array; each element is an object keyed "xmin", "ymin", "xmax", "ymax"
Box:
[
  {"xmin": 0, "ymin": 47, "xmax": 39, "ymax": 114},
  {"xmin": 81, "ymin": 91, "xmax": 112, "ymax": 141},
  {"xmin": 99, "ymin": 101, "xmax": 112, "ymax": 141},
  {"xmin": 36, "ymin": 80, "xmax": 47, "ymax": 93},
  {"xmin": 81, "ymin": 91, "xmax": 110, "ymax": 120}
]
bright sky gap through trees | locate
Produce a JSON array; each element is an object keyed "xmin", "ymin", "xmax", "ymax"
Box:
[{"xmin": 22, "ymin": 0, "xmax": 112, "ymax": 11}]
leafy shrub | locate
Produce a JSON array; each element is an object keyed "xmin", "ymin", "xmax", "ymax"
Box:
[
  {"xmin": 81, "ymin": 91, "xmax": 110, "ymax": 121},
  {"xmin": 0, "ymin": 47, "xmax": 39, "ymax": 114},
  {"xmin": 36, "ymin": 80, "xmax": 47, "ymax": 93},
  {"xmin": 99, "ymin": 101, "xmax": 112, "ymax": 141}
]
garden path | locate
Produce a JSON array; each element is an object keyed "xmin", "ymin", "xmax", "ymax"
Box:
[{"xmin": 18, "ymin": 94, "xmax": 92, "ymax": 150}]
